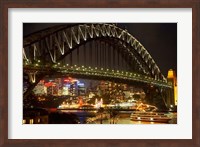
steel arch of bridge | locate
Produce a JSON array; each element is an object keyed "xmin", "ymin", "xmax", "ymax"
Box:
[{"xmin": 23, "ymin": 23, "xmax": 167, "ymax": 83}]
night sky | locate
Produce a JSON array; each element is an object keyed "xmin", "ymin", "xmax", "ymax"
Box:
[{"xmin": 23, "ymin": 23, "xmax": 177, "ymax": 76}]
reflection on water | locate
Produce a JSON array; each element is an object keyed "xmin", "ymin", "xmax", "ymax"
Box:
[
  {"xmin": 102, "ymin": 118, "xmax": 166, "ymax": 124},
  {"xmin": 59, "ymin": 110, "xmax": 177, "ymax": 124}
]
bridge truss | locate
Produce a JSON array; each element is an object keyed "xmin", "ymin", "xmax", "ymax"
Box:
[{"xmin": 23, "ymin": 23, "xmax": 173, "ymax": 104}]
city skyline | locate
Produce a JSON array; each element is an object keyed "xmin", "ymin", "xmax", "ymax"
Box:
[{"xmin": 32, "ymin": 77, "xmax": 145, "ymax": 96}]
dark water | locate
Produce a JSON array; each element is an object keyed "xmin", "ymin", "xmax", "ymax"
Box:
[{"xmin": 60, "ymin": 110, "xmax": 177, "ymax": 124}]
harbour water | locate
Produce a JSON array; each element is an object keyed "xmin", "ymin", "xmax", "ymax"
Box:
[{"xmin": 60, "ymin": 110, "xmax": 177, "ymax": 124}]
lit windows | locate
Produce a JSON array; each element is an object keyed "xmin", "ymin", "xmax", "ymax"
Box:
[
  {"xmin": 30, "ymin": 119, "xmax": 34, "ymax": 124},
  {"xmin": 23, "ymin": 119, "xmax": 26, "ymax": 124}
]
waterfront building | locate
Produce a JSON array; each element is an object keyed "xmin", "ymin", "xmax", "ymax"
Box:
[
  {"xmin": 33, "ymin": 80, "xmax": 47, "ymax": 95},
  {"xmin": 77, "ymin": 82, "xmax": 86, "ymax": 96}
]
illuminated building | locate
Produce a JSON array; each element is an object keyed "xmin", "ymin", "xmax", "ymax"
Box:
[
  {"xmin": 98, "ymin": 81, "xmax": 111, "ymax": 94},
  {"xmin": 62, "ymin": 84, "xmax": 70, "ymax": 95},
  {"xmin": 89, "ymin": 92, "xmax": 95, "ymax": 99},
  {"xmin": 55, "ymin": 78, "xmax": 62, "ymax": 86},
  {"xmin": 63, "ymin": 78, "xmax": 79, "ymax": 96},
  {"xmin": 167, "ymin": 69, "xmax": 178, "ymax": 106},
  {"xmin": 52, "ymin": 84, "xmax": 58, "ymax": 96},
  {"xmin": 45, "ymin": 81, "xmax": 57, "ymax": 95},
  {"xmin": 58, "ymin": 89, "xmax": 62, "ymax": 96},
  {"xmin": 69, "ymin": 82, "xmax": 77, "ymax": 96},
  {"xmin": 47, "ymin": 86, "xmax": 53, "ymax": 95},
  {"xmin": 108, "ymin": 82, "xmax": 111, "ymax": 90},
  {"xmin": 77, "ymin": 82, "xmax": 86, "ymax": 96},
  {"xmin": 52, "ymin": 78, "xmax": 62, "ymax": 96},
  {"xmin": 33, "ymin": 80, "xmax": 47, "ymax": 95},
  {"xmin": 123, "ymin": 91, "xmax": 131, "ymax": 99},
  {"xmin": 98, "ymin": 81, "xmax": 105, "ymax": 94}
]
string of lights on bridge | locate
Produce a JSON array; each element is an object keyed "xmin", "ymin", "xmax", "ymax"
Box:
[{"xmin": 24, "ymin": 59, "xmax": 172, "ymax": 88}]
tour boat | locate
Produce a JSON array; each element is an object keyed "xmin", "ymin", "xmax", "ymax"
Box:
[{"xmin": 130, "ymin": 111, "xmax": 172, "ymax": 123}]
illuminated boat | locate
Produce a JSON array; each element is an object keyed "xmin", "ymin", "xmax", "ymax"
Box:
[{"xmin": 130, "ymin": 111, "xmax": 172, "ymax": 123}]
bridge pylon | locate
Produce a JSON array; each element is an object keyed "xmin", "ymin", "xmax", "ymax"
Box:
[{"xmin": 166, "ymin": 69, "xmax": 177, "ymax": 108}]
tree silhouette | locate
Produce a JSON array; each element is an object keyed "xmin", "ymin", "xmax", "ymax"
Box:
[
  {"xmin": 97, "ymin": 107, "xmax": 105, "ymax": 124},
  {"xmin": 106, "ymin": 108, "xmax": 119, "ymax": 124}
]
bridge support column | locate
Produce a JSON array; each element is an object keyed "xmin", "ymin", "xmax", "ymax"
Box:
[
  {"xmin": 143, "ymin": 86, "xmax": 168, "ymax": 111},
  {"xmin": 165, "ymin": 88, "xmax": 174, "ymax": 107},
  {"xmin": 27, "ymin": 72, "xmax": 38, "ymax": 83}
]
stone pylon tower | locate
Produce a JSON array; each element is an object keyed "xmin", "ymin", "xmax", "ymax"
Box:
[{"xmin": 167, "ymin": 69, "xmax": 177, "ymax": 106}]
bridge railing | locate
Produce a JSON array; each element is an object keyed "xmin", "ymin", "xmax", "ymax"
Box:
[{"xmin": 23, "ymin": 62, "xmax": 172, "ymax": 88}]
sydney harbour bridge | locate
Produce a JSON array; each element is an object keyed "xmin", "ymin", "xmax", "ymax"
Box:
[{"xmin": 23, "ymin": 23, "xmax": 174, "ymax": 109}]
